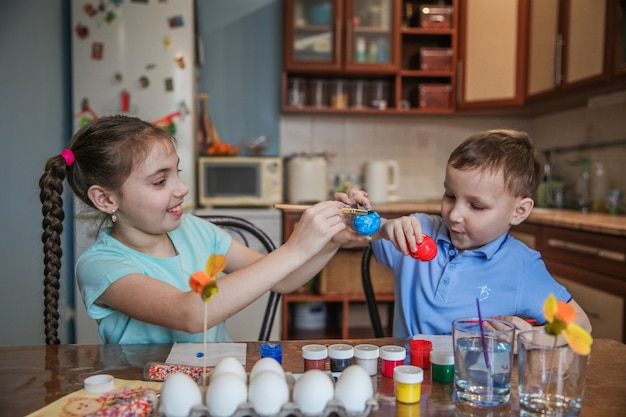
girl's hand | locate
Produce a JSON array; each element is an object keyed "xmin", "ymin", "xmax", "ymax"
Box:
[
  {"xmin": 286, "ymin": 201, "xmax": 347, "ymax": 255},
  {"xmin": 334, "ymin": 188, "xmax": 371, "ymax": 210},
  {"xmin": 379, "ymin": 216, "xmax": 424, "ymax": 255}
]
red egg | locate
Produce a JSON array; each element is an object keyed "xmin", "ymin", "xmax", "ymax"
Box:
[{"xmin": 408, "ymin": 234, "xmax": 437, "ymax": 261}]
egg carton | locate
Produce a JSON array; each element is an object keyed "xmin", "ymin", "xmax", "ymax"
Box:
[{"xmin": 163, "ymin": 398, "xmax": 379, "ymax": 417}]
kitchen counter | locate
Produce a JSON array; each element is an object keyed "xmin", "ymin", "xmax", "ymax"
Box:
[{"xmin": 371, "ymin": 202, "xmax": 626, "ymax": 237}]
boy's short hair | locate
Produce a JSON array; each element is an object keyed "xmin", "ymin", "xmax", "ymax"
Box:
[{"xmin": 448, "ymin": 129, "xmax": 544, "ymax": 198}]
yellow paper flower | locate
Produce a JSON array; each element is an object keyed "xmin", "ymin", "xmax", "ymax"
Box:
[
  {"xmin": 543, "ymin": 293, "xmax": 593, "ymax": 355},
  {"xmin": 189, "ymin": 254, "xmax": 226, "ymax": 301}
]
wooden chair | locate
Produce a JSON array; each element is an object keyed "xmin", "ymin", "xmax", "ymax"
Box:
[
  {"xmin": 44, "ymin": 215, "xmax": 279, "ymax": 344},
  {"xmin": 361, "ymin": 244, "xmax": 393, "ymax": 338}
]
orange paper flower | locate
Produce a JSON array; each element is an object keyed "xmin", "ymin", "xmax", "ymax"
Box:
[
  {"xmin": 543, "ymin": 293, "xmax": 592, "ymax": 356},
  {"xmin": 189, "ymin": 254, "xmax": 226, "ymax": 301}
]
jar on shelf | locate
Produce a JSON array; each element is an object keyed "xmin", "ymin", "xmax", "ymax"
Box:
[
  {"xmin": 350, "ymin": 79, "xmax": 369, "ymax": 109},
  {"xmin": 288, "ymin": 77, "xmax": 306, "ymax": 107},
  {"xmin": 330, "ymin": 79, "xmax": 349, "ymax": 109},
  {"xmin": 309, "ymin": 79, "xmax": 329, "ymax": 108}
]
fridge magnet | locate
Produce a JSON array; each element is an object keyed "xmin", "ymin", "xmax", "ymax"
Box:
[
  {"xmin": 163, "ymin": 36, "xmax": 173, "ymax": 49},
  {"xmin": 113, "ymin": 71, "xmax": 123, "ymax": 84},
  {"xmin": 75, "ymin": 23, "xmax": 89, "ymax": 39},
  {"xmin": 83, "ymin": 3, "xmax": 97, "ymax": 17},
  {"xmin": 138, "ymin": 75, "xmax": 150, "ymax": 89},
  {"xmin": 75, "ymin": 98, "xmax": 99, "ymax": 127},
  {"xmin": 146, "ymin": 63, "xmax": 156, "ymax": 70},
  {"xmin": 111, "ymin": 0, "xmax": 123, "ymax": 6},
  {"xmin": 165, "ymin": 78, "xmax": 174, "ymax": 91},
  {"xmin": 91, "ymin": 42, "xmax": 104, "ymax": 60},
  {"xmin": 104, "ymin": 11, "xmax": 116, "ymax": 24},
  {"xmin": 175, "ymin": 53, "xmax": 186, "ymax": 69},
  {"xmin": 120, "ymin": 90, "xmax": 130, "ymax": 113},
  {"xmin": 168, "ymin": 15, "xmax": 184, "ymax": 29}
]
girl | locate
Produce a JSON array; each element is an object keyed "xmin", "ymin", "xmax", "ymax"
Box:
[{"xmin": 40, "ymin": 115, "xmax": 367, "ymax": 344}]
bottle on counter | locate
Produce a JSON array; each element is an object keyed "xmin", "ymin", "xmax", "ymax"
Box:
[{"xmin": 591, "ymin": 162, "xmax": 607, "ymax": 212}]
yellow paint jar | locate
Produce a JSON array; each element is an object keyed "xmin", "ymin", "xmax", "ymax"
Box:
[{"xmin": 394, "ymin": 365, "xmax": 424, "ymax": 404}]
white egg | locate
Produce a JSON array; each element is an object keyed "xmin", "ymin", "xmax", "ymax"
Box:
[
  {"xmin": 159, "ymin": 372, "xmax": 203, "ymax": 417},
  {"xmin": 205, "ymin": 372, "xmax": 248, "ymax": 417},
  {"xmin": 292, "ymin": 369, "xmax": 335, "ymax": 416},
  {"xmin": 210, "ymin": 356, "xmax": 247, "ymax": 383},
  {"xmin": 248, "ymin": 370, "xmax": 289, "ymax": 416},
  {"xmin": 334, "ymin": 365, "xmax": 374, "ymax": 413},
  {"xmin": 249, "ymin": 357, "xmax": 285, "ymax": 381}
]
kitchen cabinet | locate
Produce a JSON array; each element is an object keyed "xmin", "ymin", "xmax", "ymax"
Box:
[
  {"xmin": 610, "ymin": 0, "xmax": 626, "ymax": 78},
  {"xmin": 456, "ymin": 0, "xmax": 528, "ymax": 108},
  {"xmin": 526, "ymin": 0, "xmax": 609, "ymax": 99},
  {"xmin": 511, "ymin": 222, "xmax": 626, "ymax": 343},
  {"xmin": 282, "ymin": 0, "xmax": 458, "ymax": 113},
  {"xmin": 284, "ymin": 0, "xmax": 397, "ymax": 73}
]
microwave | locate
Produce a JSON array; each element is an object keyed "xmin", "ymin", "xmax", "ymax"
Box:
[{"xmin": 198, "ymin": 156, "xmax": 283, "ymax": 207}]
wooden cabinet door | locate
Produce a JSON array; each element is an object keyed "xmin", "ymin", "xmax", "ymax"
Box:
[
  {"xmin": 564, "ymin": 0, "xmax": 608, "ymax": 86},
  {"xmin": 527, "ymin": 0, "xmax": 609, "ymax": 99},
  {"xmin": 457, "ymin": 0, "xmax": 527, "ymax": 108},
  {"xmin": 284, "ymin": 0, "xmax": 343, "ymax": 71},
  {"xmin": 527, "ymin": 0, "xmax": 560, "ymax": 96}
]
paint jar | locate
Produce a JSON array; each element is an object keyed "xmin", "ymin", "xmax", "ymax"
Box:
[
  {"xmin": 354, "ymin": 344, "xmax": 380, "ymax": 376},
  {"xmin": 394, "ymin": 365, "xmax": 424, "ymax": 404},
  {"xmin": 259, "ymin": 343, "xmax": 283, "ymax": 364},
  {"xmin": 430, "ymin": 350, "xmax": 455, "ymax": 383},
  {"xmin": 410, "ymin": 339, "xmax": 433, "ymax": 369},
  {"xmin": 302, "ymin": 344, "xmax": 328, "ymax": 371},
  {"xmin": 328, "ymin": 344, "xmax": 354, "ymax": 372},
  {"xmin": 380, "ymin": 345, "xmax": 406, "ymax": 378}
]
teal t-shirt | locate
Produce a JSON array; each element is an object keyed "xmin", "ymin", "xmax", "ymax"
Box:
[{"xmin": 76, "ymin": 214, "xmax": 233, "ymax": 344}]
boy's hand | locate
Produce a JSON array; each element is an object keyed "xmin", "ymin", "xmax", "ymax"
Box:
[{"xmin": 380, "ymin": 216, "xmax": 424, "ymax": 256}]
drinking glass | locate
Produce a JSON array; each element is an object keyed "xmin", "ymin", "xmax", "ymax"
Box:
[
  {"xmin": 517, "ymin": 330, "xmax": 588, "ymax": 416},
  {"xmin": 452, "ymin": 317, "xmax": 515, "ymax": 406}
]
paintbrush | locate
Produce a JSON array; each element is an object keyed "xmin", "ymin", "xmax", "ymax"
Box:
[{"xmin": 273, "ymin": 203, "xmax": 369, "ymax": 215}]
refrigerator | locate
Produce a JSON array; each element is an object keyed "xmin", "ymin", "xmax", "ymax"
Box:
[{"xmin": 70, "ymin": 0, "xmax": 196, "ymax": 343}]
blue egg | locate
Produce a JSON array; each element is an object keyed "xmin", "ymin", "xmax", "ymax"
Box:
[{"xmin": 353, "ymin": 211, "xmax": 381, "ymax": 236}]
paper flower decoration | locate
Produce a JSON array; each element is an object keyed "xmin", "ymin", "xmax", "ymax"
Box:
[
  {"xmin": 543, "ymin": 293, "xmax": 592, "ymax": 356},
  {"xmin": 189, "ymin": 254, "xmax": 226, "ymax": 301}
]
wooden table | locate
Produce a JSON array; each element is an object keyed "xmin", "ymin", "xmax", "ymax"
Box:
[{"xmin": 1, "ymin": 338, "xmax": 625, "ymax": 416}]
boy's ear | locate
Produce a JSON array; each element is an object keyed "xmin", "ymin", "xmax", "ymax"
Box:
[
  {"xmin": 510, "ymin": 197, "xmax": 534, "ymax": 225},
  {"xmin": 88, "ymin": 185, "xmax": 117, "ymax": 215}
]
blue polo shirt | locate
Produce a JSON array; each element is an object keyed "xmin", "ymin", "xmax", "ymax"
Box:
[
  {"xmin": 371, "ymin": 213, "xmax": 571, "ymax": 338},
  {"xmin": 76, "ymin": 214, "xmax": 233, "ymax": 344}
]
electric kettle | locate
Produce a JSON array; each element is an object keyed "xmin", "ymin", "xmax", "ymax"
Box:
[{"xmin": 364, "ymin": 160, "xmax": 399, "ymax": 203}]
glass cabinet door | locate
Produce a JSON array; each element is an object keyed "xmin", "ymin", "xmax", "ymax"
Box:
[
  {"xmin": 285, "ymin": 0, "xmax": 342, "ymax": 70},
  {"xmin": 346, "ymin": 0, "xmax": 394, "ymax": 68}
]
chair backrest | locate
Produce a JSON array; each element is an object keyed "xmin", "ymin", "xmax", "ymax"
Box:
[
  {"xmin": 43, "ymin": 215, "xmax": 280, "ymax": 344},
  {"xmin": 361, "ymin": 244, "xmax": 386, "ymax": 338},
  {"xmin": 199, "ymin": 215, "xmax": 280, "ymax": 342}
]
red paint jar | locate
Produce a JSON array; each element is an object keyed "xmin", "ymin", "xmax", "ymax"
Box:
[
  {"xmin": 410, "ymin": 339, "xmax": 433, "ymax": 369},
  {"xmin": 380, "ymin": 345, "xmax": 406, "ymax": 378},
  {"xmin": 302, "ymin": 344, "xmax": 328, "ymax": 371}
]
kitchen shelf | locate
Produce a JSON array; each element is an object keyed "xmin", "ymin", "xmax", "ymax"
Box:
[{"xmin": 281, "ymin": 292, "xmax": 395, "ymax": 340}]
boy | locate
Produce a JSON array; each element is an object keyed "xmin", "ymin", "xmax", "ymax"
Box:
[{"xmin": 343, "ymin": 129, "xmax": 591, "ymax": 338}]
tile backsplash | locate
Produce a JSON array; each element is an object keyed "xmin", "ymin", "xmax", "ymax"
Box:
[{"xmin": 279, "ymin": 91, "xmax": 626, "ymax": 209}]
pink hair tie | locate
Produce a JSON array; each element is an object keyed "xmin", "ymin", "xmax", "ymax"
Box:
[{"xmin": 60, "ymin": 149, "xmax": 75, "ymax": 166}]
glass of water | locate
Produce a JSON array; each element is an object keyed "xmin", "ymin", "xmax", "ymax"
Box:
[{"xmin": 452, "ymin": 317, "xmax": 516, "ymax": 406}]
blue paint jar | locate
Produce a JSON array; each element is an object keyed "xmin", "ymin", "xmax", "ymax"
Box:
[{"xmin": 259, "ymin": 343, "xmax": 283, "ymax": 364}]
